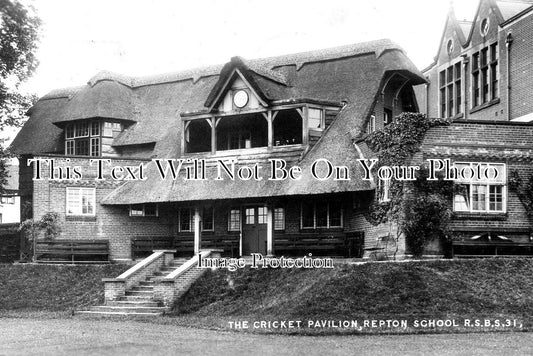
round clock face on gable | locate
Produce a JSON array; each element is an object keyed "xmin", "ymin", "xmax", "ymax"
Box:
[{"xmin": 233, "ymin": 90, "xmax": 249, "ymax": 108}]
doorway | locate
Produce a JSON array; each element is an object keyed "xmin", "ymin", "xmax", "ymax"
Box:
[{"xmin": 242, "ymin": 206, "xmax": 267, "ymax": 255}]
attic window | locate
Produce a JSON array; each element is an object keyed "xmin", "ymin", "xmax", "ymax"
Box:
[
  {"xmin": 308, "ymin": 108, "xmax": 323, "ymax": 129},
  {"xmin": 65, "ymin": 120, "xmax": 123, "ymax": 157}
]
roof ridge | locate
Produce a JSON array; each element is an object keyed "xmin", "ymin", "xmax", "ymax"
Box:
[{"xmin": 39, "ymin": 38, "xmax": 402, "ymax": 99}]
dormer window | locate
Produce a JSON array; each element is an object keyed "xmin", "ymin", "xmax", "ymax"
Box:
[
  {"xmin": 308, "ymin": 108, "xmax": 323, "ymax": 130},
  {"xmin": 65, "ymin": 119, "xmax": 123, "ymax": 156}
]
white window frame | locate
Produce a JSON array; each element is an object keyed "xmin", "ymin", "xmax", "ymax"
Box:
[
  {"xmin": 308, "ymin": 107, "xmax": 324, "ymax": 130},
  {"xmin": 453, "ymin": 162, "xmax": 506, "ymax": 214},
  {"xmin": 129, "ymin": 203, "xmax": 159, "ymax": 217},
  {"xmin": 66, "ymin": 187, "xmax": 96, "ymax": 216},
  {"xmin": 228, "ymin": 208, "xmax": 241, "ymax": 232}
]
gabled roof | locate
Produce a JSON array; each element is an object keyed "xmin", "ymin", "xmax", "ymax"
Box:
[
  {"xmin": 423, "ymin": 0, "xmax": 533, "ymax": 72},
  {"xmin": 99, "ymin": 40, "xmax": 423, "ymax": 204},
  {"xmin": 496, "ymin": 0, "xmax": 533, "ymax": 21},
  {"xmin": 203, "ymin": 56, "xmax": 291, "ymax": 112},
  {"xmin": 12, "ymin": 39, "xmax": 424, "ymax": 202}
]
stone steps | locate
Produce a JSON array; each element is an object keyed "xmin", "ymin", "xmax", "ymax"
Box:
[{"xmin": 77, "ymin": 256, "xmax": 204, "ymax": 317}]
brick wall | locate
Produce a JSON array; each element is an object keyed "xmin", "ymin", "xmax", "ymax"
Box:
[
  {"xmin": 419, "ymin": 121, "xmax": 533, "ymax": 243},
  {"xmin": 30, "ymin": 155, "xmax": 176, "ymax": 260}
]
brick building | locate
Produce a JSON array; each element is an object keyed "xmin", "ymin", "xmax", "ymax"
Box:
[
  {"xmin": 413, "ymin": 0, "xmax": 533, "ymax": 256},
  {"xmin": 11, "ymin": 39, "xmax": 425, "ymax": 261},
  {"xmin": 10, "ymin": 0, "xmax": 533, "ymax": 261}
]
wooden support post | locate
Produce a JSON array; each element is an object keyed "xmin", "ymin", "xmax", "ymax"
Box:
[
  {"xmin": 209, "ymin": 118, "xmax": 217, "ymax": 154},
  {"xmin": 194, "ymin": 207, "xmax": 201, "ymax": 255},
  {"xmin": 302, "ymin": 106, "xmax": 309, "ymax": 145},
  {"xmin": 267, "ymin": 206, "xmax": 273, "ymax": 256},
  {"xmin": 267, "ymin": 111, "xmax": 273, "ymax": 149}
]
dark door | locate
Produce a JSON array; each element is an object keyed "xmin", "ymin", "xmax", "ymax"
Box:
[{"xmin": 242, "ymin": 206, "xmax": 267, "ymax": 255}]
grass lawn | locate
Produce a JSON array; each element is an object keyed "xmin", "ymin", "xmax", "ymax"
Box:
[
  {"xmin": 168, "ymin": 258, "xmax": 533, "ymax": 334},
  {"xmin": 0, "ymin": 263, "xmax": 127, "ymax": 313}
]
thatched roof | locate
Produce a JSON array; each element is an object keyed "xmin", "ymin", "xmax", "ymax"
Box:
[{"xmin": 12, "ymin": 38, "xmax": 425, "ymax": 204}]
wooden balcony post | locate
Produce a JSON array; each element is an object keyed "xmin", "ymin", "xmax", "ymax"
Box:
[
  {"xmin": 194, "ymin": 207, "xmax": 201, "ymax": 255},
  {"xmin": 266, "ymin": 206, "xmax": 273, "ymax": 256}
]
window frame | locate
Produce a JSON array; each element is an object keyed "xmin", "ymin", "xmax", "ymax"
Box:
[
  {"xmin": 129, "ymin": 203, "xmax": 159, "ymax": 217},
  {"xmin": 274, "ymin": 207, "xmax": 285, "ymax": 231},
  {"xmin": 439, "ymin": 60, "xmax": 462, "ymax": 118},
  {"xmin": 228, "ymin": 207, "xmax": 241, "ymax": 232},
  {"xmin": 300, "ymin": 202, "xmax": 343, "ymax": 229},
  {"xmin": 452, "ymin": 162, "xmax": 507, "ymax": 214},
  {"xmin": 66, "ymin": 187, "xmax": 96, "ymax": 216},
  {"xmin": 471, "ymin": 42, "xmax": 498, "ymax": 109},
  {"xmin": 308, "ymin": 107, "xmax": 324, "ymax": 130}
]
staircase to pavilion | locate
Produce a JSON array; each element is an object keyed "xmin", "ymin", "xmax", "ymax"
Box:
[{"xmin": 76, "ymin": 250, "xmax": 220, "ymax": 317}]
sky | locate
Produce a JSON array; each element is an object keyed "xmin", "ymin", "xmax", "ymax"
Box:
[
  {"xmin": 4, "ymin": 0, "xmax": 481, "ymax": 144},
  {"xmin": 19, "ymin": 0, "xmax": 480, "ymax": 96}
]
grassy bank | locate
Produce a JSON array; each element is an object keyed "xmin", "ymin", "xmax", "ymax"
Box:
[
  {"xmin": 0, "ymin": 263, "xmax": 127, "ymax": 313},
  {"xmin": 169, "ymin": 259, "xmax": 533, "ymax": 333}
]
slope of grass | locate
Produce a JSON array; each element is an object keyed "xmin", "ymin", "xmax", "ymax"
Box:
[
  {"xmin": 170, "ymin": 259, "xmax": 533, "ymax": 331},
  {"xmin": 0, "ymin": 263, "xmax": 127, "ymax": 311}
]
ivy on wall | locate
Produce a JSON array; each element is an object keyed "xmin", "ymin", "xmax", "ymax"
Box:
[
  {"xmin": 362, "ymin": 112, "xmax": 452, "ymax": 257},
  {"xmin": 508, "ymin": 169, "xmax": 533, "ymax": 214}
]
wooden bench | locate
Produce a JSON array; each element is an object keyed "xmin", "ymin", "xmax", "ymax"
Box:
[
  {"xmin": 131, "ymin": 236, "xmax": 173, "ymax": 259},
  {"xmin": 35, "ymin": 239, "xmax": 109, "ymax": 264}
]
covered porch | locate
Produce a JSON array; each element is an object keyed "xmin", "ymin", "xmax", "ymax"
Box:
[{"xmin": 130, "ymin": 196, "xmax": 364, "ymax": 260}]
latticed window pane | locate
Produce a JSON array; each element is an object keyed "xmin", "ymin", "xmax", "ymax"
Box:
[
  {"xmin": 180, "ymin": 209, "xmax": 192, "ymax": 231},
  {"xmin": 489, "ymin": 186, "xmax": 503, "ymax": 211},
  {"xmin": 228, "ymin": 208, "xmax": 240, "ymax": 231},
  {"xmin": 257, "ymin": 207, "xmax": 267, "ymax": 224},
  {"xmin": 66, "ymin": 188, "xmax": 95, "ymax": 216},
  {"xmin": 75, "ymin": 139, "xmax": 90, "ymax": 156},
  {"xmin": 472, "ymin": 185, "xmax": 487, "ymax": 211},
  {"xmin": 66, "ymin": 140, "xmax": 75, "ymax": 155},
  {"xmin": 274, "ymin": 208, "xmax": 285, "ymax": 230},
  {"xmin": 91, "ymin": 138, "xmax": 100, "ymax": 156},
  {"xmin": 202, "ymin": 207, "xmax": 214, "ymax": 231},
  {"xmin": 245, "ymin": 208, "xmax": 255, "ymax": 225}
]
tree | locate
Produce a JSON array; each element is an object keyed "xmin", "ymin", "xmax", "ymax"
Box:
[{"xmin": 0, "ymin": 0, "xmax": 40, "ymax": 191}]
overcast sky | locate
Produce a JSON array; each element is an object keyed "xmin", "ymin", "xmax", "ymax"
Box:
[{"xmin": 19, "ymin": 0, "xmax": 480, "ymax": 97}]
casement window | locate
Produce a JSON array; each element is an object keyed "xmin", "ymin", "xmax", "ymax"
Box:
[
  {"xmin": 179, "ymin": 208, "xmax": 193, "ymax": 232},
  {"xmin": 439, "ymin": 62, "xmax": 462, "ymax": 118},
  {"xmin": 179, "ymin": 207, "xmax": 214, "ymax": 232},
  {"xmin": 366, "ymin": 114, "xmax": 376, "ymax": 134},
  {"xmin": 453, "ymin": 162, "xmax": 506, "ymax": 213},
  {"xmin": 130, "ymin": 203, "xmax": 158, "ymax": 217},
  {"xmin": 202, "ymin": 206, "xmax": 214, "ymax": 231},
  {"xmin": 377, "ymin": 178, "xmax": 391, "ymax": 203},
  {"xmin": 308, "ymin": 108, "xmax": 324, "ymax": 130},
  {"xmin": 66, "ymin": 187, "xmax": 95, "ymax": 216},
  {"xmin": 0, "ymin": 196, "xmax": 15, "ymax": 204},
  {"xmin": 65, "ymin": 120, "xmax": 123, "ymax": 156},
  {"xmin": 472, "ymin": 43, "xmax": 498, "ymax": 108},
  {"xmin": 301, "ymin": 202, "xmax": 343, "ymax": 229},
  {"xmin": 274, "ymin": 207, "xmax": 285, "ymax": 230},
  {"xmin": 228, "ymin": 208, "xmax": 241, "ymax": 231}
]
